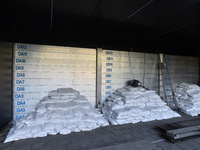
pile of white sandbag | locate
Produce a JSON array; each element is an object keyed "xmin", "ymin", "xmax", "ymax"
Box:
[
  {"xmin": 4, "ymin": 88, "xmax": 109, "ymax": 143},
  {"xmin": 174, "ymin": 82, "xmax": 200, "ymax": 116},
  {"xmin": 102, "ymin": 86, "xmax": 180, "ymax": 125}
]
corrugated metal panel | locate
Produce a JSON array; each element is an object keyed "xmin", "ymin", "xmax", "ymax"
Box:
[
  {"xmin": 0, "ymin": 42, "xmax": 12, "ymax": 129},
  {"xmin": 13, "ymin": 43, "xmax": 96, "ymax": 120},
  {"xmin": 166, "ymin": 55, "xmax": 199, "ymax": 88},
  {"xmin": 101, "ymin": 50, "xmax": 158, "ymax": 102}
]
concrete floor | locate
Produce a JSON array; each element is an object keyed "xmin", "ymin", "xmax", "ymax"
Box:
[{"xmin": 1, "ymin": 111, "xmax": 200, "ymax": 150}]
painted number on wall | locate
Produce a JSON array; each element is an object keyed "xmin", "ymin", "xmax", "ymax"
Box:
[
  {"xmin": 105, "ymin": 51, "xmax": 113, "ymax": 101},
  {"xmin": 14, "ymin": 44, "xmax": 28, "ymax": 120}
]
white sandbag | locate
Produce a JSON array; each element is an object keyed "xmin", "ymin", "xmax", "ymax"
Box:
[
  {"xmin": 144, "ymin": 90, "xmax": 156, "ymax": 94},
  {"xmin": 138, "ymin": 108, "xmax": 150, "ymax": 116},
  {"xmin": 128, "ymin": 106, "xmax": 142, "ymax": 113},
  {"xmin": 188, "ymin": 110, "xmax": 200, "ymax": 116},
  {"xmin": 66, "ymin": 123, "xmax": 76, "ymax": 130},
  {"xmin": 44, "ymin": 123, "xmax": 55, "ymax": 132},
  {"xmin": 60, "ymin": 128, "xmax": 71, "ymax": 135},
  {"xmin": 107, "ymin": 117, "xmax": 119, "ymax": 125},
  {"xmin": 46, "ymin": 118, "xmax": 66, "ymax": 124},
  {"xmin": 50, "ymin": 110, "xmax": 61, "ymax": 118},
  {"xmin": 174, "ymin": 83, "xmax": 200, "ymax": 116},
  {"xmin": 78, "ymin": 102, "xmax": 92, "ymax": 108},
  {"xmin": 121, "ymin": 93, "xmax": 132, "ymax": 99},
  {"xmin": 48, "ymin": 90, "xmax": 57, "ymax": 96},
  {"xmin": 122, "ymin": 98, "xmax": 134, "ymax": 104},
  {"xmin": 66, "ymin": 102, "xmax": 79, "ymax": 109},
  {"xmin": 57, "ymin": 88, "xmax": 80, "ymax": 95},
  {"xmin": 24, "ymin": 112, "xmax": 35, "ymax": 121},
  {"xmin": 106, "ymin": 101, "xmax": 124, "ymax": 110},
  {"xmin": 59, "ymin": 95, "xmax": 74, "ymax": 100},
  {"xmin": 102, "ymin": 85, "xmax": 180, "ymax": 125},
  {"xmin": 35, "ymin": 111, "xmax": 51, "ymax": 122},
  {"xmin": 85, "ymin": 109, "xmax": 101, "ymax": 117},
  {"xmin": 35, "ymin": 130, "xmax": 47, "ymax": 138},
  {"xmin": 161, "ymin": 113, "xmax": 175, "ymax": 119},
  {"xmin": 60, "ymin": 110, "xmax": 73, "ymax": 118},
  {"xmin": 61, "ymin": 95, "xmax": 78, "ymax": 99},
  {"xmin": 42, "ymin": 96, "xmax": 51, "ymax": 101},
  {"xmin": 72, "ymin": 96, "xmax": 88, "ymax": 103},
  {"xmin": 137, "ymin": 96, "xmax": 147, "ymax": 102},
  {"xmin": 179, "ymin": 82, "xmax": 199, "ymax": 89},
  {"xmin": 45, "ymin": 103, "xmax": 57, "ymax": 110},
  {"xmin": 113, "ymin": 108, "xmax": 130, "ymax": 117},
  {"xmin": 145, "ymin": 101, "xmax": 158, "ymax": 107},
  {"xmin": 77, "ymin": 122, "xmax": 87, "ymax": 129},
  {"xmin": 48, "ymin": 129, "xmax": 58, "ymax": 135},
  {"xmin": 66, "ymin": 116, "xmax": 81, "ymax": 123},
  {"xmin": 179, "ymin": 95, "xmax": 189, "ymax": 100},
  {"xmin": 149, "ymin": 106, "xmax": 169, "ymax": 112},
  {"xmin": 107, "ymin": 94, "xmax": 122, "ymax": 102},
  {"xmin": 186, "ymin": 97, "xmax": 200, "ymax": 102},
  {"xmin": 186, "ymin": 89, "xmax": 200, "ymax": 98},
  {"xmin": 56, "ymin": 103, "xmax": 69, "ymax": 110},
  {"xmin": 81, "ymin": 115, "xmax": 96, "ymax": 123},
  {"xmin": 81, "ymin": 127, "xmax": 93, "ymax": 131},
  {"xmin": 115, "ymin": 118, "xmax": 129, "ymax": 125},
  {"xmin": 72, "ymin": 108, "xmax": 85, "ymax": 116},
  {"xmin": 96, "ymin": 116, "xmax": 109, "ymax": 126},
  {"xmin": 141, "ymin": 117, "xmax": 155, "ymax": 122},
  {"xmin": 36, "ymin": 103, "xmax": 47, "ymax": 113},
  {"xmin": 87, "ymin": 122, "xmax": 98, "ymax": 129},
  {"xmin": 41, "ymin": 99, "xmax": 57, "ymax": 104},
  {"xmin": 143, "ymin": 93, "xmax": 160, "ymax": 99},
  {"xmin": 30, "ymin": 125, "xmax": 43, "ymax": 134},
  {"xmin": 131, "ymin": 120, "xmax": 140, "ymax": 124},
  {"xmin": 102, "ymin": 105, "xmax": 111, "ymax": 116},
  {"xmin": 50, "ymin": 94, "xmax": 61, "ymax": 100},
  {"xmin": 71, "ymin": 127, "xmax": 81, "ymax": 132},
  {"xmin": 115, "ymin": 100, "xmax": 124, "ymax": 105},
  {"xmin": 131, "ymin": 94, "xmax": 141, "ymax": 99},
  {"xmin": 5, "ymin": 87, "xmax": 109, "ymax": 143}
]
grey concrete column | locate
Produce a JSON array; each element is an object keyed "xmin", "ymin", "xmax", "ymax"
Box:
[{"xmin": 96, "ymin": 48, "xmax": 102, "ymax": 108}]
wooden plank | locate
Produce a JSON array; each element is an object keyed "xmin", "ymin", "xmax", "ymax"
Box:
[
  {"xmin": 167, "ymin": 125, "xmax": 200, "ymax": 135},
  {"xmin": 159, "ymin": 119, "xmax": 200, "ymax": 142},
  {"xmin": 173, "ymin": 131, "xmax": 200, "ymax": 139}
]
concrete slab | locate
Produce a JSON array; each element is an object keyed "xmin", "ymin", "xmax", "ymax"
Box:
[{"xmin": 89, "ymin": 140, "xmax": 162, "ymax": 150}]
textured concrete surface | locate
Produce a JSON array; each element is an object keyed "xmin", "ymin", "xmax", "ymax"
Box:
[
  {"xmin": 90, "ymin": 140, "xmax": 162, "ymax": 150},
  {"xmin": 1, "ymin": 111, "xmax": 200, "ymax": 150}
]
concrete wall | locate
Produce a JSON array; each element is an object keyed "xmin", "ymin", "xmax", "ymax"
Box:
[
  {"xmin": 0, "ymin": 42, "xmax": 12, "ymax": 129},
  {"xmin": 12, "ymin": 44, "xmax": 200, "ymax": 120},
  {"xmin": 101, "ymin": 50, "xmax": 158, "ymax": 102},
  {"xmin": 13, "ymin": 43, "xmax": 96, "ymax": 120},
  {"xmin": 166, "ymin": 55, "xmax": 199, "ymax": 88}
]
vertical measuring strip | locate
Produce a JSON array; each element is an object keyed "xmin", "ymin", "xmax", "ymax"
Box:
[
  {"xmin": 13, "ymin": 44, "xmax": 28, "ymax": 120},
  {"xmin": 105, "ymin": 51, "xmax": 113, "ymax": 101}
]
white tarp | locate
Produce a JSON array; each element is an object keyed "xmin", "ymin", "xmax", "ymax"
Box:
[
  {"xmin": 174, "ymin": 82, "xmax": 200, "ymax": 116},
  {"xmin": 102, "ymin": 86, "xmax": 180, "ymax": 125},
  {"xmin": 4, "ymin": 88, "xmax": 109, "ymax": 143}
]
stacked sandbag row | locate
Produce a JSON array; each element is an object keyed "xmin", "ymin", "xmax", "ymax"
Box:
[
  {"xmin": 174, "ymin": 82, "xmax": 200, "ymax": 116},
  {"xmin": 102, "ymin": 86, "xmax": 180, "ymax": 125},
  {"xmin": 5, "ymin": 88, "xmax": 109, "ymax": 143}
]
